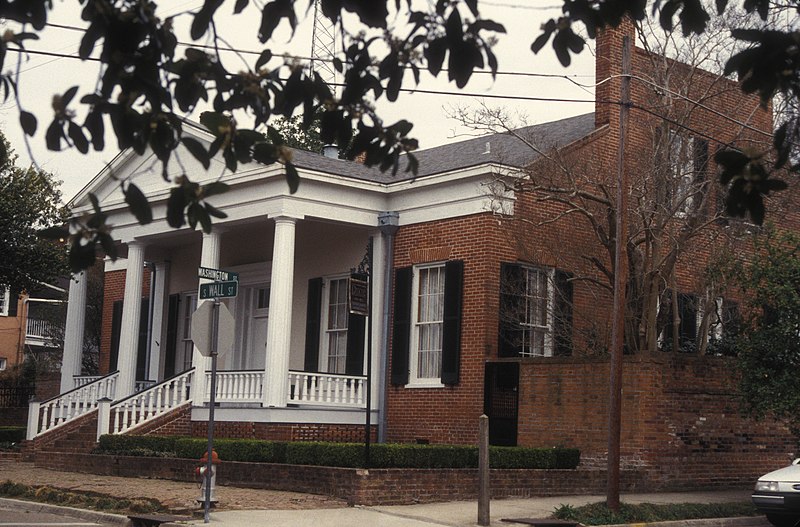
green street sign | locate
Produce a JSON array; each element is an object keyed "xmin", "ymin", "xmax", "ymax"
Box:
[{"xmin": 199, "ymin": 280, "xmax": 238, "ymax": 299}]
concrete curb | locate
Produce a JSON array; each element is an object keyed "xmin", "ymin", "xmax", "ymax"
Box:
[
  {"xmin": 0, "ymin": 496, "xmax": 132, "ymax": 526},
  {"xmin": 599, "ymin": 516, "xmax": 768, "ymax": 527}
]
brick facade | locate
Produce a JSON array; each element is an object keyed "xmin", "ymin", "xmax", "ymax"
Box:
[{"xmin": 100, "ymin": 268, "xmax": 151, "ymax": 375}]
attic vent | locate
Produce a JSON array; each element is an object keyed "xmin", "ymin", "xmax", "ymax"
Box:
[{"xmin": 483, "ymin": 141, "xmax": 491, "ymax": 154}]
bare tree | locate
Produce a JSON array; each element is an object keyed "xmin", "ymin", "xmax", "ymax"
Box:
[{"xmin": 453, "ymin": 18, "xmax": 785, "ymax": 355}]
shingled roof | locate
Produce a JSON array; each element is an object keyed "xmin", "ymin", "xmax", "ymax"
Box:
[{"xmin": 290, "ymin": 112, "xmax": 597, "ymax": 184}]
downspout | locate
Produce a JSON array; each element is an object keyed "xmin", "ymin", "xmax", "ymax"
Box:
[
  {"xmin": 145, "ymin": 261, "xmax": 156, "ymax": 382},
  {"xmin": 377, "ymin": 211, "xmax": 399, "ymax": 443}
]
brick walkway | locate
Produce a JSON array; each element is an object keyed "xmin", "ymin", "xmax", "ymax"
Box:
[{"xmin": 0, "ymin": 460, "xmax": 347, "ymax": 513}]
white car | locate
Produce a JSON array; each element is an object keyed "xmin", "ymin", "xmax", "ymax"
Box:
[{"xmin": 753, "ymin": 459, "xmax": 800, "ymax": 527}]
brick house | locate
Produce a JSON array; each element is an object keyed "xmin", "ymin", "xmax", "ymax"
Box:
[{"xmin": 28, "ymin": 21, "xmax": 798, "ymax": 490}]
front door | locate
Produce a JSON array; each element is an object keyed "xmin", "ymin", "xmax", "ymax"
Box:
[
  {"xmin": 246, "ymin": 285, "xmax": 269, "ymax": 370},
  {"xmin": 484, "ymin": 362, "xmax": 519, "ymax": 446},
  {"xmin": 175, "ymin": 292, "xmax": 197, "ymax": 373}
]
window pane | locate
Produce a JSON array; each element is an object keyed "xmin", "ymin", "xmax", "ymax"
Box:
[{"xmin": 414, "ymin": 266, "xmax": 444, "ymax": 380}]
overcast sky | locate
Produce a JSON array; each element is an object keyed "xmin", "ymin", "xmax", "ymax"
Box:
[{"xmin": 0, "ymin": 1, "xmax": 597, "ymax": 203}]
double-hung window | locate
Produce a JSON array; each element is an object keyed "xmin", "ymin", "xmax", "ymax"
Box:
[
  {"xmin": 520, "ymin": 267, "xmax": 554, "ymax": 357},
  {"xmin": 0, "ymin": 288, "xmax": 8, "ymax": 316},
  {"xmin": 499, "ymin": 263, "xmax": 572, "ymax": 358},
  {"xmin": 665, "ymin": 130, "xmax": 709, "ymax": 216},
  {"xmin": 411, "ymin": 264, "xmax": 445, "ymax": 384},
  {"xmin": 323, "ymin": 277, "xmax": 349, "ymax": 374}
]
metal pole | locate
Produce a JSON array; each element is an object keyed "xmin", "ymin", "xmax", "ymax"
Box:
[
  {"xmin": 204, "ymin": 298, "xmax": 220, "ymax": 523},
  {"xmin": 364, "ymin": 237, "xmax": 373, "ymax": 468},
  {"xmin": 478, "ymin": 414, "xmax": 490, "ymax": 526},
  {"xmin": 607, "ymin": 34, "xmax": 631, "ymax": 512}
]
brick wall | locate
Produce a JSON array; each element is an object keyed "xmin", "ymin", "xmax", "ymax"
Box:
[
  {"xmin": 515, "ymin": 354, "xmax": 796, "ymax": 489},
  {"xmin": 189, "ymin": 421, "xmax": 377, "ymax": 443},
  {"xmin": 32, "ymin": 451, "xmax": 642, "ymax": 505}
]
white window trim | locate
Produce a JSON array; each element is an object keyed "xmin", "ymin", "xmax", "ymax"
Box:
[
  {"xmin": 0, "ymin": 287, "xmax": 9, "ymax": 317},
  {"xmin": 319, "ymin": 274, "xmax": 350, "ymax": 374},
  {"xmin": 408, "ymin": 262, "xmax": 446, "ymax": 388},
  {"xmin": 0, "ymin": 357, "xmax": 6, "ymax": 371},
  {"xmin": 519, "ymin": 266, "xmax": 555, "ymax": 358}
]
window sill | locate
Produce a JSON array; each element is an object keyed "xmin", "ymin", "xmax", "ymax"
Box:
[{"xmin": 405, "ymin": 382, "xmax": 445, "ymax": 389}]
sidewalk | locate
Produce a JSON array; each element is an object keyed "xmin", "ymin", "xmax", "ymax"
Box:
[
  {"xmin": 187, "ymin": 490, "xmax": 765, "ymax": 527},
  {"xmin": 0, "ymin": 460, "xmax": 765, "ymax": 527}
]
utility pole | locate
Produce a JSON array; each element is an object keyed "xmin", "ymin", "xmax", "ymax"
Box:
[{"xmin": 607, "ymin": 34, "xmax": 631, "ymax": 512}]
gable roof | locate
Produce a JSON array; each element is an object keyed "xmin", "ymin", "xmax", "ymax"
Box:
[{"xmin": 289, "ymin": 112, "xmax": 597, "ymax": 183}]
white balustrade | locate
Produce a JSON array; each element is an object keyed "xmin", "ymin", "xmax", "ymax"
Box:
[
  {"xmin": 203, "ymin": 370, "xmax": 264, "ymax": 404},
  {"xmin": 29, "ymin": 372, "xmax": 118, "ymax": 438},
  {"xmin": 73, "ymin": 375, "xmax": 101, "ymax": 388},
  {"xmin": 286, "ymin": 370, "xmax": 366, "ymax": 408},
  {"xmin": 25, "ymin": 319, "xmax": 53, "ymax": 339},
  {"xmin": 109, "ymin": 369, "xmax": 193, "ymax": 435}
]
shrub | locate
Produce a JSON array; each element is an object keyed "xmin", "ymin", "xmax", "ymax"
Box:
[
  {"xmin": 95, "ymin": 435, "xmax": 580, "ymax": 469},
  {"xmin": 0, "ymin": 427, "xmax": 25, "ymax": 443}
]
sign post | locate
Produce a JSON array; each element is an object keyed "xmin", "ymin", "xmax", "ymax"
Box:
[{"xmin": 192, "ymin": 266, "xmax": 238, "ymax": 523}]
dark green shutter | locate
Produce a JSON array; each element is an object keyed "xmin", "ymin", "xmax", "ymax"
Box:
[
  {"xmin": 136, "ymin": 298, "xmax": 150, "ymax": 381},
  {"xmin": 7, "ymin": 288, "xmax": 18, "ymax": 317},
  {"xmin": 498, "ymin": 263, "xmax": 525, "ymax": 357},
  {"xmin": 345, "ymin": 313, "xmax": 366, "ymax": 376},
  {"xmin": 391, "ymin": 267, "xmax": 412, "ymax": 385},
  {"xmin": 304, "ymin": 278, "xmax": 323, "ymax": 372},
  {"xmin": 441, "ymin": 260, "xmax": 464, "ymax": 385},
  {"xmin": 678, "ymin": 293, "xmax": 698, "ymax": 351},
  {"xmin": 163, "ymin": 294, "xmax": 180, "ymax": 378},
  {"xmin": 109, "ymin": 300, "xmax": 123, "ymax": 372},
  {"xmin": 553, "ymin": 269, "xmax": 574, "ymax": 356}
]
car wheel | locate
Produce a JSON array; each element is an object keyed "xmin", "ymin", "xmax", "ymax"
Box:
[{"xmin": 766, "ymin": 514, "xmax": 800, "ymax": 527}]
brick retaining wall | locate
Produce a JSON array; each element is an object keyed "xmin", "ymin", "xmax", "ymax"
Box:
[{"xmin": 32, "ymin": 452, "xmax": 647, "ymax": 505}]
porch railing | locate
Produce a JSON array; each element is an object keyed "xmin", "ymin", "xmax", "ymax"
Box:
[
  {"xmin": 107, "ymin": 369, "xmax": 194, "ymax": 435},
  {"xmin": 287, "ymin": 370, "xmax": 366, "ymax": 408},
  {"xmin": 204, "ymin": 370, "xmax": 263, "ymax": 404},
  {"xmin": 25, "ymin": 319, "xmax": 54, "ymax": 343},
  {"xmin": 75, "ymin": 376, "xmax": 154, "ymax": 392},
  {"xmin": 27, "ymin": 371, "xmax": 119, "ymax": 439}
]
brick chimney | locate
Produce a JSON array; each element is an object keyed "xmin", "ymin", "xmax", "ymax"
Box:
[{"xmin": 595, "ymin": 17, "xmax": 636, "ymax": 128}]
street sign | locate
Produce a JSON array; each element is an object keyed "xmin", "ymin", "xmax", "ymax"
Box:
[
  {"xmin": 198, "ymin": 266, "xmax": 239, "ymax": 282},
  {"xmin": 191, "ymin": 301, "xmax": 235, "ymax": 357},
  {"xmin": 199, "ymin": 280, "xmax": 238, "ymax": 299}
]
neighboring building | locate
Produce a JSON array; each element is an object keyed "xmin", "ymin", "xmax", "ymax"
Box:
[
  {"xmin": 29, "ymin": 22, "xmax": 799, "ymax": 490},
  {"xmin": 0, "ymin": 282, "xmax": 66, "ymax": 374}
]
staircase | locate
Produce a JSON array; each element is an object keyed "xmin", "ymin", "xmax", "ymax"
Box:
[{"xmin": 25, "ymin": 369, "xmax": 195, "ymax": 455}]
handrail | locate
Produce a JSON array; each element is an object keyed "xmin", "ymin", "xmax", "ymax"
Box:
[
  {"xmin": 108, "ymin": 368, "xmax": 194, "ymax": 435},
  {"xmin": 28, "ymin": 371, "xmax": 119, "ymax": 439},
  {"xmin": 41, "ymin": 371, "xmax": 119, "ymax": 404}
]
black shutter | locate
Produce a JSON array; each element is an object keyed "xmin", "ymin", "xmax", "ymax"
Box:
[
  {"xmin": 304, "ymin": 278, "xmax": 323, "ymax": 372},
  {"xmin": 391, "ymin": 267, "xmax": 412, "ymax": 385},
  {"xmin": 163, "ymin": 294, "xmax": 180, "ymax": 378},
  {"xmin": 7, "ymin": 288, "xmax": 18, "ymax": 317},
  {"xmin": 345, "ymin": 313, "xmax": 366, "ymax": 375},
  {"xmin": 136, "ymin": 298, "xmax": 150, "ymax": 381},
  {"xmin": 498, "ymin": 263, "xmax": 525, "ymax": 357},
  {"xmin": 678, "ymin": 293, "xmax": 698, "ymax": 351},
  {"xmin": 441, "ymin": 260, "xmax": 464, "ymax": 385},
  {"xmin": 109, "ymin": 300, "xmax": 123, "ymax": 372},
  {"xmin": 553, "ymin": 270, "xmax": 574, "ymax": 356}
]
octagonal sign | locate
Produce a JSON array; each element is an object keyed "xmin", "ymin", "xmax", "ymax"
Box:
[{"xmin": 191, "ymin": 301, "xmax": 235, "ymax": 357}]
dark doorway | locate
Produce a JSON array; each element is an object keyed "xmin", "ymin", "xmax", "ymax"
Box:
[{"xmin": 483, "ymin": 362, "xmax": 519, "ymax": 446}]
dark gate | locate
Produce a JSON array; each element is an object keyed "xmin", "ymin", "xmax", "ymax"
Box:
[{"xmin": 483, "ymin": 362, "xmax": 519, "ymax": 446}]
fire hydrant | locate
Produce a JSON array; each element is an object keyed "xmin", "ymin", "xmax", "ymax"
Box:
[{"xmin": 196, "ymin": 449, "xmax": 220, "ymax": 506}]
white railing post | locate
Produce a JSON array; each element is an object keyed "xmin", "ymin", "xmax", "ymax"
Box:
[
  {"xmin": 96, "ymin": 397, "xmax": 112, "ymax": 441},
  {"xmin": 26, "ymin": 401, "xmax": 41, "ymax": 440}
]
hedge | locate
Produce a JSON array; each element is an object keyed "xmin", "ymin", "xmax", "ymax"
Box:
[
  {"xmin": 96, "ymin": 435, "xmax": 580, "ymax": 469},
  {"xmin": 0, "ymin": 427, "xmax": 25, "ymax": 443}
]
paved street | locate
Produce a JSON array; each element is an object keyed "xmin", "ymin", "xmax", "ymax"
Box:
[{"xmin": 0, "ymin": 503, "xmax": 109, "ymax": 527}]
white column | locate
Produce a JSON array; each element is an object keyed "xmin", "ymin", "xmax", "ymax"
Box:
[
  {"xmin": 263, "ymin": 216, "xmax": 297, "ymax": 407},
  {"xmin": 148, "ymin": 261, "xmax": 169, "ymax": 383},
  {"xmin": 190, "ymin": 231, "xmax": 223, "ymax": 404},
  {"xmin": 370, "ymin": 230, "xmax": 387, "ymax": 411},
  {"xmin": 116, "ymin": 241, "xmax": 146, "ymax": 398},
  {"xmin": 60, "ymin": 271, "xmax": 88, "ymax": 393}
]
